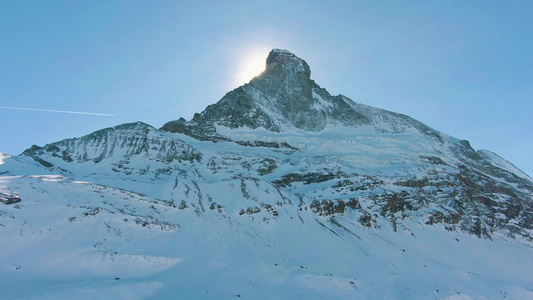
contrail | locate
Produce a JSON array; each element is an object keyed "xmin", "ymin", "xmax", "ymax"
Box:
[{"xmin": 0, "ymin": 106, "xmax": 115, "ymax": 117}]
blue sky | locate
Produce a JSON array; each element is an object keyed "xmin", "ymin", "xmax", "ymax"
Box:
[{"xmin": 1, "ymin": 1, "xmax": 532, "ymax": 176}]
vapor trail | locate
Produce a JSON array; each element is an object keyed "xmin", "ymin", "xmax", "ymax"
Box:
[{"xmin": 0, "ymin": 106, "xmax": 115, "ymax": 117}]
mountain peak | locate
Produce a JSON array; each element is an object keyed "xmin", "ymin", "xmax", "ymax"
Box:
[
  {"xmin": 264, "ymin": 49, "xmax": 311, "ymax": 79},
  {"xmin": 4, "ymin": 48, "xmax": 533, "ymax": 299},
  {"xmin": 162, "ymin": 48, "xmax": 371, "ymax": 133}
]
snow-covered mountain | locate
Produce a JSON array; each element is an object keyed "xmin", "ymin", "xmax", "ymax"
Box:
[{"xmin": 1, "ymin": 49, "xmax": 532, "ymax": 299}]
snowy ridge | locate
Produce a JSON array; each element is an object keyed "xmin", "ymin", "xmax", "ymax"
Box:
[{"xmin": 478, "ymin": 149, "xmax": 532, "ymax": 182}]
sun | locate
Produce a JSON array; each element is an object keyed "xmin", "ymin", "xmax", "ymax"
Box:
[{"xmin": 235, "ymin": 49, "xmax": 269, "ymax": 86}]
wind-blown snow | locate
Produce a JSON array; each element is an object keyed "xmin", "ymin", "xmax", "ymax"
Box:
[{"xmin": 0, "ymin": 152, "xmax": 9, "ymax": 165}]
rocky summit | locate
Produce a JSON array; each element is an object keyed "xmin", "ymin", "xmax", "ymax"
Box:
[
  {"xmin": 1, "ymin": 49, "xmax": 532, "ymax": 299},
  {"xmin": 162, "ymin": 48, "xmax": 370, "ymax": 133}
]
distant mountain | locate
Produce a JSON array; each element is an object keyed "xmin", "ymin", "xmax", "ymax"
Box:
[{"xmin": 1, "ymin": 49, "xmax": 532, "ymax": 299}]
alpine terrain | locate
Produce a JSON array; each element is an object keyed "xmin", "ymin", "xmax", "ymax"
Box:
[{"xmin": 1, "ymin": 49, "xmax": 532, "ymax": 299}]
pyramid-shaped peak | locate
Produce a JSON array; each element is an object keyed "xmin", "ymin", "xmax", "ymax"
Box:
[{"xmin": 265, "ymin": 49, "xmax": 311, "ymax": 78}]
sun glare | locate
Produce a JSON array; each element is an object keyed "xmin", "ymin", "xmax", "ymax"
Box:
[{"xmin": 236, "ymin": 50, "xmax": 269, "ymax": 86}]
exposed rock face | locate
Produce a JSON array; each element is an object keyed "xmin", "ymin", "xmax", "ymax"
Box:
[
  {"xmin": 0, "ymin": 191, "xmax": 21, "ymax": 205},
  {"xmin": 265, "ymin": 48, "xmax": 311, "ymax": 78},
  {"xmin": 251, "ymin": 49, "xmax": 321, "ymax": 131},
  {"xmin": 163, "ymin": 49, "xmax": 372, "ymax": 133},
  {"xmin": 22, "ymin": 121, "xmax": 202, "ymax": 175}
]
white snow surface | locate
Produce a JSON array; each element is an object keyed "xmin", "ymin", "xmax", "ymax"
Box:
[
  {"xmin": 0, "ymin": 123, "xmax": 532, "ymax": 299},
  {"xmin": 1, "ymin": 172, "xmax": 532, "ymax": 299}
]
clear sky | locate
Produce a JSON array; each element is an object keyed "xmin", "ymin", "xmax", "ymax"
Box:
[{"xmin": 1, "ymin": 1, "xmax": 532, "ymax": 176}]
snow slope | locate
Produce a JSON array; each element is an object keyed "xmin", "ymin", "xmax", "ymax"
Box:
[{"xmin": 1, "ymin": 172, "xmax": 532, "ymax": 299}]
